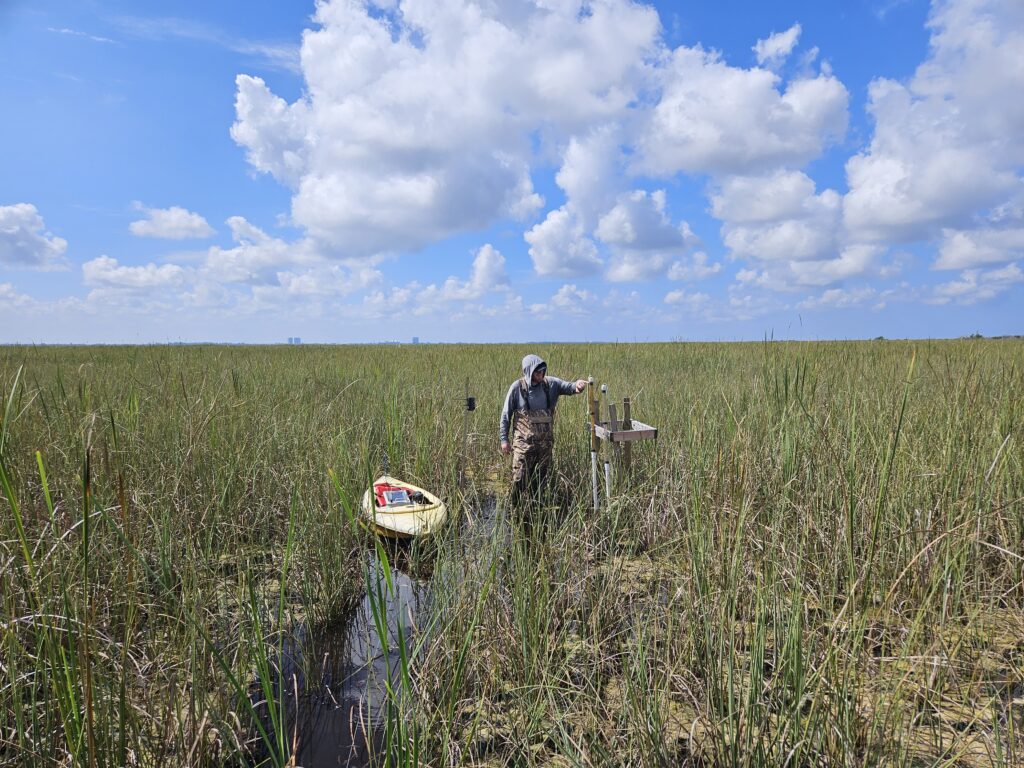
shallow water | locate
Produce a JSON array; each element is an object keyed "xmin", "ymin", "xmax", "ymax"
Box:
[
  {"xmin": 256, "ymin": 491, "xmax": 502, "ymax": 766},
  {"xmin": 259, "ymin": 547, "xmax": 431, "ymax": 766}
]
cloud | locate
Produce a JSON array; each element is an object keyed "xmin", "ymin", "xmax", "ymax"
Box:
[
  {"xmin": 0, "ymin": 283, "xmax": 35, "ymax": 310},
  {"xmin": 929, "ymin": 262, "xmax": 1023, "ymax": 305},
  {"xmin": 712, "ymin": 170, "xmax": 842, "ymax": 263},
  {"xmin": 789, "ymin": 244, "xmax": 882, "ymax": 286},
  {"xmin": 597, "ymin": 189, "xmax": 701, "ymax": 281},
  {"xmin": 529, "ymin": 283, "xmax": 599, "ymax": 317},
  {"xmin": 724, "ymin": 287, "xmax": 789, "ymax": 320},
  {"xmin": 0, "ymin": 204, "xmax": 68, "ymax": 269},
  {"xmin": 82, "ymin": 255, "xmax": 186, "ymax": 290},
  {"xmin": 185, "ymin": 216, "xmax": 387, "ymax": 310},
  {"xmin": 232, "ymin": 0, "xmax": 662, "ymax": 258},
  {"xmin": 843, "ymin": 0, "xmax": 1024, "ymax": 246},
  {"xmin": 129, "ymin": 203, "xmax": 215, "ymax": 239},
  {"xmin": 532, "ymin": 129, "xmax": 703, "ymax": 281},
  {"xmin": 204, "ymin": 0, "xmax": 1020, "ymax": 320},
  {"xmin": 81, "ymin": 216, "xmax": 384, "ymax": 312},
  {"xmin": 201, "ymin": 216, "xmax": 322, "ymax": 284},
  {"xmin": 114, "ymin": 15, "xmax": 299, "ymax": 72},
  {"xmin": 753, "ymin": 23, "xmax": 801, "ymax": 68},
  {"xmin": 525, "ymin": 207, "xmax": 602, "ymax": 277},
  {"xmin": 554, "ymin": 127, "xmax": 623, "ymax": 228},
  {"xmin": 664, "ymin": 288, "xmax": 710, "ymax": 312},
  {"xmin": 441, "ymin": 244, "xmax": 510, "ymax": 300},
  {"xmin": 231, "ymin": 77, "xmax": 310, "ymax": 187},
  {"xmin": 936, "ymin": 226, "xmax": 1024, "ymax": 270},
  {"xmin": 355, "ymin": 251, "xmax": 512, "ymax": 319},
  {"xmin": 247, "ymin": 264, "xmax": 380, "ymax": 308},
  {"xmin": 797, "ymin": 286, "xmax": 879, "ymax": 310},
  {"xmin": 667, "ymin": 251, "xmax": 722, "ymax": 281},
  {"xmin": 637, "ymin": 45, "xmax": 848, "ymax": 176},
  {"xmin": 47, "ymin": 27, "xmax": 115, "ymax": 44},
  {"xmin": 228, "ymin": 0, "xmax": 850, "ymax": 292},
  {"xmin": 735, "ymin": 244, "xmax": 883, "ymax": 290}
]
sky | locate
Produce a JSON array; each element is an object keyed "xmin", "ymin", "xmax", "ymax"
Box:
[{"xmin": 1, "ymin": 0, "xmax": 1022, "ymax": 344}]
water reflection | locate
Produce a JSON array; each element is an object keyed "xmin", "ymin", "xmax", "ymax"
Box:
[{"xmin": 264, "ymin": 547, "xmax": 430, "ymax": 767}]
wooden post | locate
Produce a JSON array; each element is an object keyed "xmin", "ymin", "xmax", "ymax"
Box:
[
  {"xmin": 610, "ymin": 399, "xmax": 618, "ymax": 479},
  {"xmin": 588, "ymin": 377, "xmax": 600, "ymax": 454},
  {"xmin": 622, "ymin": 397, "xmax": 632, "ymax": 474}
]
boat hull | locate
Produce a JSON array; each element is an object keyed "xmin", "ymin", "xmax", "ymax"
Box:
[{"xmin": 360, "ymin": 475, "xmax": 447, "ymax": 539}]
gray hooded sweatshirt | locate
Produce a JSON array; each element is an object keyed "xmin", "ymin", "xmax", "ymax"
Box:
[{"xmin": 499, "ymin": 354, "xmax": 580, "ymax": 444}]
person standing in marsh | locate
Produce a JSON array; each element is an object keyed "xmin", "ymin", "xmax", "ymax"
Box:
[{"xmin": 499, "ymin": 354, "xmax": 587, "ymax": 504}]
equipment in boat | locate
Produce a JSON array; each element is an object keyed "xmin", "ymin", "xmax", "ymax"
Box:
[{"xmin": 360, "ymin": 475, "xmax": 448, "ymax": 539}]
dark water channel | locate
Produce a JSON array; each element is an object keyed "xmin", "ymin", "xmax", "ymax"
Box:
[{"xmin": 258, "ymin": 546, "xmax": 431, "ymax": 767}]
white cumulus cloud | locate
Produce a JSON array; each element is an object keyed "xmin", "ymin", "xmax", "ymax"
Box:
[
  {"xmin": 712, "ymin": 170, "xmax": 842, "ymax": 263},
  {"xmin": 598, "ymin": 189, "xmax": 701, "ymax": 281},
  {"xmin": 441, "ymin": 244, "xmax": 510, "ymax": 300},
  {"xmin": 929, "ymin": 262, "xmax": 1023, "ymax": 305},
  {"xmin": 667, "ymin": 252, "xmax": 721, "ymax": 281},
  {"xmin": 936, "ymin": 226, "xmax": 1024, "ymax": 270},
  {"xmin": 843, "ymin": 0, "xmax": 1024, "ymax": 250},
  {"xmin": 753, "ymin": 23, "xmax": 802, "ymax": 68},
  {"xmin": 797, "ymin": 286, "xmax": 878, "ymax": 310},
  {"xmin": 82, "ymin": 255, "xmax": 186, "ymax": 290},
  {"xmin": 231, "ymin": 0, "xmax": 662, "ymax": 257},
  {"xmin": 525, "ymin": 207, "xmax": 603, "ymax": 277},
  {"xmin": 0, "ymin": 204, "xmax": 68, "ymax": 269},
  {"xmin": 530, "ymin": 283, "xmax": 599, "ymax": 317},
  {"xmin": 637, "ymin": 45, "xmax": 848, "ymax": 176},
  {"xmin": 129, "ymin": 203, "xmax": 215, "ymax": 239},
  {"xmin": 664, "ymin": 288, "xmax": 710, "ymax": 312},
  {"xmin": 202, "ymin": 216, "xmax": 323, "ymax": 285}
]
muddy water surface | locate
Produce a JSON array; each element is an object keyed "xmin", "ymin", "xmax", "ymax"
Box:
[{"xmin": 268, "ymin": 549, "xmax": 431, "ymax": 767}]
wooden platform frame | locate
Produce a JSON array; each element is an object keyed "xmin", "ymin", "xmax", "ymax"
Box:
[
  {"xmin": 585, "ymin": 378, "xmax": 658, "ymax": 507},
  {"xmin": 592, "ymin": 419, "xmax": 658, "ymax": 443}
]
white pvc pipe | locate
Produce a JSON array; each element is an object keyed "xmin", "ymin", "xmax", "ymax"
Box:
[{"xmin": 591, "ymin": 450, "xmax": 599, "ymax": 510}]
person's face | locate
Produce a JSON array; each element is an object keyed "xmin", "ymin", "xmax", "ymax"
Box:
[{"xmin": 532, "ymin": 367, "xmax": 546, "ymax": 384}]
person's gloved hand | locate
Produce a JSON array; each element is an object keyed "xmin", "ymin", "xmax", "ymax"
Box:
[{"xmin": 500, "ymin": 440, "xmax": 511, "ymax": 454}]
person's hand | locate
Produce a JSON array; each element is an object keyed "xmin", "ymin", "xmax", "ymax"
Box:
[
  {"xmin": 500, "ymin": 441, "xmax": 511, "ymax": 455},
  {"xmin": 575, "ymin": 379, "xmax": 587, "ymax": 393}
]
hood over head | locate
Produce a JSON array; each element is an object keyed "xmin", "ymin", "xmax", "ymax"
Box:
[{"xmin": 521, "ymin": 354, "xmax": 546, "ymax": 382}]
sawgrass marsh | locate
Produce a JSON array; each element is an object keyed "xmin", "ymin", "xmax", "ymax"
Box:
[{"xmin": 1, "ymin": 339, "xmax": 1022, "ymax": 766}]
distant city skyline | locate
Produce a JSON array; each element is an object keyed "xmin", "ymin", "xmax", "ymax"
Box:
[{"xmin": 2, "ymin": 0, "xmax": 1021, "ymax": 344}]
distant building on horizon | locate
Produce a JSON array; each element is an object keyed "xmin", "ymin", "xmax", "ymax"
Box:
[
  {"xmin": 412, "ymin": 336, "xmax": 419, "ymax": 345},
  {"xmin": 287, "ymin": 337, "xmax": 302, "ymax": 344}
]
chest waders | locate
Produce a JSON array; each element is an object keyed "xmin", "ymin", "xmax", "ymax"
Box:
[{"xmin": 511, "ymin": 379, "xmax": 555, "ymax": 500}]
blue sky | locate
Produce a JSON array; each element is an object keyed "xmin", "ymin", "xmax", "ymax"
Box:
[{"xmin": 1, "ymin": 0, "xmax": 1021, "ymax": 343}]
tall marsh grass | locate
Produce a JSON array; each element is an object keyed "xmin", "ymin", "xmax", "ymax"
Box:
[{"xmin": 2, "ymin": 339, "xmax": 1022, "ymax": 766}]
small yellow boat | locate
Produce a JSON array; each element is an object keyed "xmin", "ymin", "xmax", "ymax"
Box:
[{"xmin": 360, "ymin": 475, "xmax": 448, "ymax": 539}]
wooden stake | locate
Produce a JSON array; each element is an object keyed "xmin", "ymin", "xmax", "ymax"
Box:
[
  {"xmin": 609, "ymin": 402, "xmax": 620, "ymax": 486},
  {"xmin": 589, "ymin": 378, "xmax": 600, "ymax": 454},
  {"xmin": 622, "ymin": 397, "xmax": 632, "ymax": 474}
]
